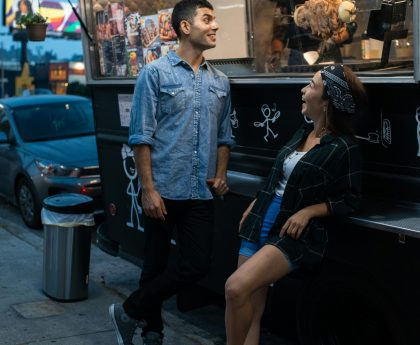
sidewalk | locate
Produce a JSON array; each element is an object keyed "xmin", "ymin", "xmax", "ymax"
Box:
[
  {"xmin": 0, "ymin": 205, "xmax": 293, "ymax": 345},
  {"xmin": 0, "ymin": 221, "xmax": 227, "ymax": 345}
]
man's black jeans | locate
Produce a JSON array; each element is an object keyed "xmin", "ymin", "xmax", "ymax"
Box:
[{"xmin": 123, "ymin": 199, "xmax": 214, "ymax": 334}]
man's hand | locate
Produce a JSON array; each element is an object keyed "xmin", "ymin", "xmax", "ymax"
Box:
[
  {"xmin": 207, "ymin": 177, "xmax": 229, "ymax": 196},
  {"xmin": 239, "ymin": 199, "xmax": 257, "ymax": 232},
  {"xmin": 141, "ymin": 188, "xmax": 167, "ymax": 220}
]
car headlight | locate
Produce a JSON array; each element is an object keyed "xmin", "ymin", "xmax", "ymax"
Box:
[{"xmin": 35, "ymin": 160, "xmax": 81, "ymax": 177}]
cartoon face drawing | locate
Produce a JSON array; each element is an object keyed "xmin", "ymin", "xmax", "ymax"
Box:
[{"xmin": 122, "ymin": 144, "xmax": 137, "ymax": 180}]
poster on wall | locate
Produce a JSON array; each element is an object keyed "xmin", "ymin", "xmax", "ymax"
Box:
[
  {"xmin": 102, "ymin": 40, "xmax": 114, "ymax": 76},
  {"xmin": 158, "ymin": 9, "xmax": 178, "ymax": 57},
  {"xmin": 140, "ymin": 14, "xmax": 162, "ymax": 65},
  {"xmin": 125, "ymin": 12, "xmax": 143, "ymax": 77},
  {"xmin": 143, "ymin": 45, "xmax": 162, "ymax": 65},
  {"xmin": 94, "ymin": 0, "xmax": 127, "ymax": 77},
  {"xmin": 140, "ymin": 14, "xmax": 160, "ymax": 48},
  {"xmin": 158, "ymin": 9, "xmax": 177, "ymax": 42},
  {"xmin": 91, "ymin": 2, "xmax": 178, "ymax": 78},
  {"xmin": 125, "ymin": 12, "xmax": 142, "ymax": 48},
  {"xmin": 112, "ymin": 35, "xmax": 127, "ymax": 76},
  {"xmin": 109, "ymin": 2, "xmax": 125, "ymax": 36},
  {"xmin": 118, "ymin": 94, "xmax": 133, "ymax": 127},
  {"xmin": 161, "ymin": 41, "xmax": 178, "ymax": 56},
  {"xmin": 5, "ymin": 0, "xmax": 81, "ymax": 36}
]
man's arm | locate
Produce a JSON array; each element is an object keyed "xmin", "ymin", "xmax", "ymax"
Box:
[
  {"xmin": 133, "ymin": 144, "xmax": 167, "ymax": 220},
  {"xmin": 215, "ymin": 144, "xmax": 230, "ymax": 179},
  {"xmin": 207, "ymin": 76, "xmax": 235, "ymax": 196},
  {"xmin": 207, "ymin": 145, "xmax": 230, "ymax": 196}
]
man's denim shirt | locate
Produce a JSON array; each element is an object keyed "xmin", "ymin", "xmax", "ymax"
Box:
[{"xmin": 129, "ymin": 51, "xmax": 235, "ymax": 200}]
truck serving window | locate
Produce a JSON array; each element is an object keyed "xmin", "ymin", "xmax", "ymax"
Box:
[{"xmin": 85, "ymin": 0, "xmax": 414, "ymax": 79}]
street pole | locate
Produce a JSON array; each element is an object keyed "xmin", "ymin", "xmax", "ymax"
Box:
[
  {"xmin": 21, "ymin": 38, "xmax": 28, "ymax": 68},
  {"xmin": 12, "ymin": 29, "xmax": 29, "ymax": 69}
]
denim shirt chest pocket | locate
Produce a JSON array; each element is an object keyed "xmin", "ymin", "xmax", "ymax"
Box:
[
  {"xmin": 208, "ymin": 85, "xmax": 227, "ymax": 119},
  {"xmin": 159, "ymin": 84, "xmax": 186, "ymax": 115}
]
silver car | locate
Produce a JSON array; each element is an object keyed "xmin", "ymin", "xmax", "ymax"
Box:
[{"xmin": 0, "ymin": 95, "xmax": 102, "ymax": 228}]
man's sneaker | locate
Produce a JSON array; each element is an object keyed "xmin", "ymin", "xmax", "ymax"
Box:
[
  {"xmin": 142, "ymin": 331, "xmax": 163, "ymax": 345},
  {"xmin": 109, "ymin": 303, "xmax": 142, "ymax": 345}
]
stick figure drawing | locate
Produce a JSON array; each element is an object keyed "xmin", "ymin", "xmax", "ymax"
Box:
[
  {"xmin": 254, "ymin": 103, "xmax": 281, "ymax": 142},
  {"xmin": 121, "ymin": 144, "xmax": 143, "ymax": 231},
  {"xmin": 230, "ymin": 108, "xmax": 239, "ymax": 129}
]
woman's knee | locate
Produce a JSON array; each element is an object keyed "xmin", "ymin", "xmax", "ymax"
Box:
[{"xmin": 225, "ymin": 273, "xmax": 250, "ymax": 306}]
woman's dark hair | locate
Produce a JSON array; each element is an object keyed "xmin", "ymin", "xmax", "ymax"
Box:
[
  {"xmin": 171, "ymin": 0, "xmax": 214, "ymax": 38},
  {"xmin": 324, "ymin": 65, "xmax": 368, "ymax": 138},
  {"xmin": 18, "ymin": 0, "xmax": 33, "ymax": 13}
]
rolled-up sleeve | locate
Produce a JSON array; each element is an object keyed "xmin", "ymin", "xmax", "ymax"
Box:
[
  {"xmin": 128, "ymin": 65, "xmax": 159, "ymax": 147},
  {"xmin": 327, "ymin": 144, "xmax": 362, "ymax": 216},
  {"xmin": 217, "ymin": 81, "xmax": 236, "ymax": 147}
]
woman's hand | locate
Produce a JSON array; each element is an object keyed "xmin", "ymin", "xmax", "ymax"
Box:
[
  {"xmin": 239, "ymin": 199, "xmax": 257, "ymax": 232},
  {"xmin": 280, "ymin": 203, "xmax": 329, "ymax": 239},
  {"xmin": 280, "ymin": 208, "xmax": 312, "ymax": 240}
]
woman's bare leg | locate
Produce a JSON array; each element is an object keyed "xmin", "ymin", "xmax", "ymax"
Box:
[
  {"xmin": 225, "ymin": 245, "xmax": 291, "ymax": 345},
  {"xmin": 230, "ymin": 255, "xmax": 268, "ymax": 345}
]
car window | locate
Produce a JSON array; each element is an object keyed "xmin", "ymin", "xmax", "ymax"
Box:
[{"xmin": 13, "ymin": 101, "xmax": 95, "ymax": 142}]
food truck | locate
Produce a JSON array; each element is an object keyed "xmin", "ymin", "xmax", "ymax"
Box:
[{"xmin": 78, "ymin": 0, "xmax": 420, "ymax": 344}]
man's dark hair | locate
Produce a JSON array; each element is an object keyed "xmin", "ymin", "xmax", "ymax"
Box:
[{"xmin": 171, "ymin": 0, "xmax": 214, "ymax": 38}]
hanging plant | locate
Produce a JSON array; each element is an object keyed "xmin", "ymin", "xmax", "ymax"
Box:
[{"xmin": 17, "ymin": 11, "xmax": 49, "ymax": 41}]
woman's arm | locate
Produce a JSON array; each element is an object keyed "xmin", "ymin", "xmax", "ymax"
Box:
[
  {"xmin": 282, "ymin": 141, "xmax": 362, "ymax": 240},
  {"xmin": 326, "ymin": 143, "xmax": 362, "ymax": 216}
]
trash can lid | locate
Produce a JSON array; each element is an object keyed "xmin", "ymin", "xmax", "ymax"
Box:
[{"xmin": 43, "ymin": 193, "xmax": 94, "ymax": 214}]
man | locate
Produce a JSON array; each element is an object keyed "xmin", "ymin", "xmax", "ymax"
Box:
[
  {"xmin": 265, "ymin": 35, "xmax": 307, "ymax": 72},
  {"xmin": 109, "ymin": 1, "xmax": 234, "ymax": 345}
]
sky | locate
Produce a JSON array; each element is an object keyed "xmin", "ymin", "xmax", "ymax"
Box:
[{"xmin": 0, "ymin": 0, "xmax": 84, "ymax": 60}]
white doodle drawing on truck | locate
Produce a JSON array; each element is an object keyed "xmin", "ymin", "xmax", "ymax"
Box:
[
  {"xmin": 356, "ymin": 112, "xmax": 391, "ymax": 148},
  {"xmin": 121, "ymin": 144, "xmax": 143, "ymax": 232},
  {"xmin": 254, "ymin": 103, "xmax": 281, "ymax": 142}
]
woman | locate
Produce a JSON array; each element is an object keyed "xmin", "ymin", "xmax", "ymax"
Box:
[
  {"xmin": 15, "ymin": 0, "xmax": 33, "ymax": 24},
  {"xmin": 225, "ymin": 64, "xmax": 367, "ymax": 345}
]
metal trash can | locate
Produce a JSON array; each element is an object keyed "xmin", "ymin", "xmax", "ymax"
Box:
[{"xmin": 42, "ymin": 193, "xmax": 95, "ymax": 301}]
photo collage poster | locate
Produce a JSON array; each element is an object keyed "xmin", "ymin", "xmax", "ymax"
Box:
[{"xmin": 93, "ymin": 1, "xmax": 178, "ymax": 78}]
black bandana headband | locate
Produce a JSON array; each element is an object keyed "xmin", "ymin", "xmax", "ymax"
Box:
[{"xmin": 320, "ymin": 64, "xmax": 356, "ymax": 114}]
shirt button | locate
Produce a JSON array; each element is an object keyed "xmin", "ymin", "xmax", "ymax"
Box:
[{"xmin": 194, "ymin": 151, "xmax": 197, "ymax": 154}]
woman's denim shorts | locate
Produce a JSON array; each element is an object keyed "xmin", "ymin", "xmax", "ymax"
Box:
[{"xmin": 239, "ymin": 195, "xmax": 298, "ymax": 271}]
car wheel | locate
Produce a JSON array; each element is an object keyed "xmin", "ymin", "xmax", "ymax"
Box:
[{"xmin": 16, "ymin": 179, "xmax": 42, "ymax": 229}]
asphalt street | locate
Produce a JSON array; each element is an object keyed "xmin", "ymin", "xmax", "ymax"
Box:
[{"xmin": 0, "ymin": 197, "xmax": 297, "ymax": 345}]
